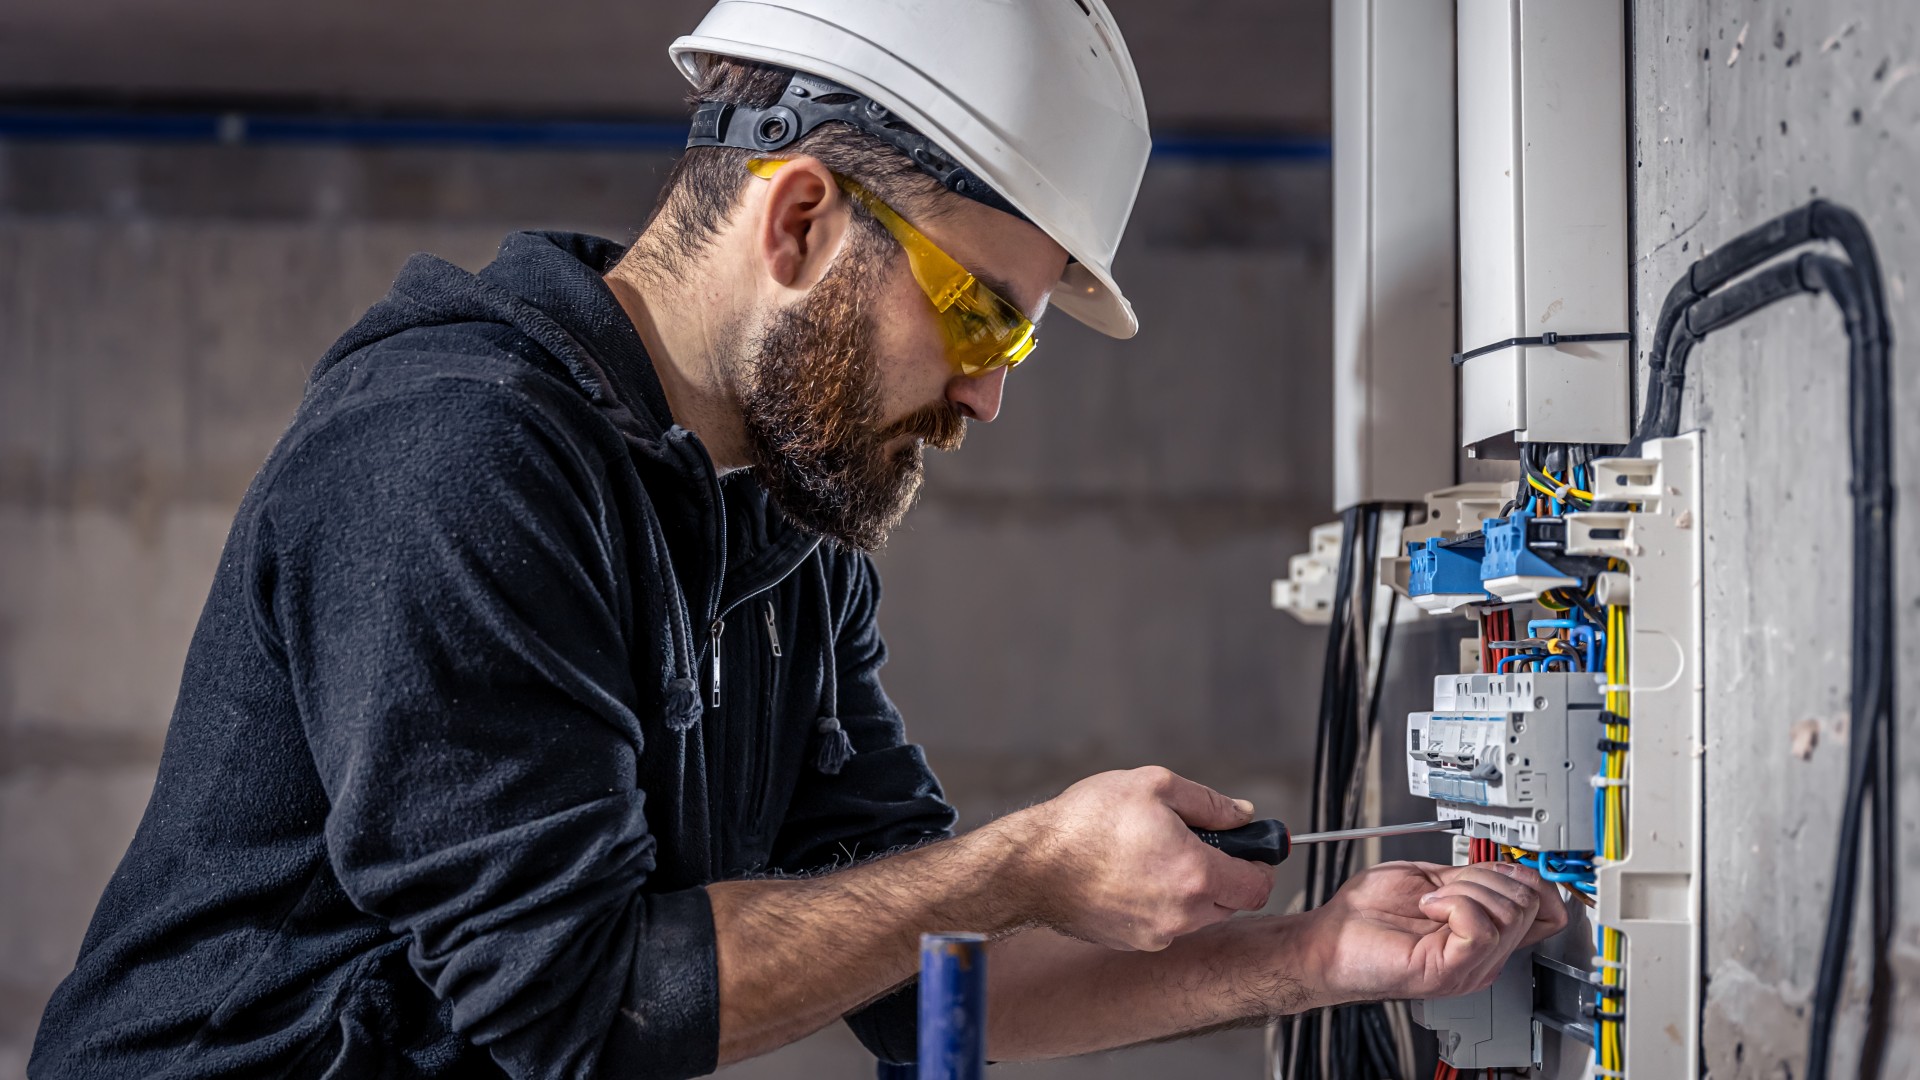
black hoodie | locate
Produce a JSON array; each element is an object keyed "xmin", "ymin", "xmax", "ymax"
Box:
[{"xmin": 31, "ymin": 232, "xmax": 957, "ymax": 1079}]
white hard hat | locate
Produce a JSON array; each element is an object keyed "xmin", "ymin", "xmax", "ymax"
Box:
[{"xmin": 670, "ymin": 0, "xmax": 1151, "ymax": 339}]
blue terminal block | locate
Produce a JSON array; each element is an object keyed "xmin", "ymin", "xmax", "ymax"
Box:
[
  {"xmin": 1407, "ymin": 537, "xmax": 1493, "ymax": 613},
  {"xmin": 1479, "ymin": 513, "xmax": 1581, "ymax": 602}
]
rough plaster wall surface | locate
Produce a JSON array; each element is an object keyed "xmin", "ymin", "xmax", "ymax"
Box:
[
  {"xmin": 0, "ymin": 140, "xmax": 1331, "ymax": 1078},
  {"xmin": 1633, "ymin": 1, "xmax": 1920, "ymax": 1076}
]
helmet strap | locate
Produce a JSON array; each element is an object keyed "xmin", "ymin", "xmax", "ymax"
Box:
[{"xmin": 686, "ymin": 69, "xmax": 1030, "ymax": 224}]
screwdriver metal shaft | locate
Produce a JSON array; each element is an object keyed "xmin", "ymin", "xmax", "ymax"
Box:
[
  {"xmin": 1288, "ymin": 819, "xmax": 1462, "ymax": 845},
  {"xmin": 1190, "ymin": 818, "xmax": 1461, "ymax": 864}
]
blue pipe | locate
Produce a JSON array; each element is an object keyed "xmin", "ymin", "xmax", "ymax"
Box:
[{"xmin": 918, "ymin": 932, "xmax": 987, "ymax": 1080}]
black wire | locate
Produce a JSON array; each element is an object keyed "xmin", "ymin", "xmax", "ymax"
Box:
[
  {"xmin": 1641, "ymin": 200, "xmax": 1892, "ymax": 444},
  {"xmin": 1291, "ymin": 505, "xmax": 1363, "ymax": 1080},
  {"xmin": 1284, "ymin": 504, "xmax": 1414, "ymax": 1080},
  {"xmin": 1338, "ymin": 585, "xmax": 1401, "ymax": 886},
  {"xmin": 1304, "ymin": 505, "xmax": 1360, "ymax": 912},
  {"xmin": 1796, "ymin": 253, "xmax": 1894, "ymax": 1080}
]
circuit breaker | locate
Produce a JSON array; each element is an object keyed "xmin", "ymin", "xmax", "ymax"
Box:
[
  {"xmin": 1408, "ymin": 672, "xmax": 1604, "ymax": 851},
  {"xmin": 1411, "ymin": 953, "xmax": 1536, "ymax": 1070}
]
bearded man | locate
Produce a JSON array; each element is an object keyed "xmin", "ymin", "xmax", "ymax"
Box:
[{"xmin": 32, "ymin": 3, "xmax": 1565, "ymax": 1078}]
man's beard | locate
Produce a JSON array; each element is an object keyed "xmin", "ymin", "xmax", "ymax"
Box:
[{"xmin": 731, "ymin": 224, "xmax": 967, "ymax": 551}]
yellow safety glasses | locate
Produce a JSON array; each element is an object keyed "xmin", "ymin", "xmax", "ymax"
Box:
[{"xmin": 747, "ymin": 157, "xmax": 1037, "ymax": 376}]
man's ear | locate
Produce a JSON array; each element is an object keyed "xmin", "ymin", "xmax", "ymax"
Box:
[{"xmin": 753, "ymin": 155, "xmax": 851, "ymax": 298}]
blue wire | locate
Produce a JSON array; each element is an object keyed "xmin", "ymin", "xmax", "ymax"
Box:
[
  {"xmin": 1569, "ymin": 625, "xmax": 1601, "ymax": 671},
  {"xmin": 1499, "ymin": 652, "xmax": 1547, "ymax": 672},
  {"xmin": 1540, "ymin": 865, "xmax": 1594, "ymax": 884},
  {"xmin": 1529, "ymin": 619, "xmax": 1590, "ymax": 670},
  {"xmin": 1592, "ymin": 784, "xmax": 1605, "ymax": 856}
]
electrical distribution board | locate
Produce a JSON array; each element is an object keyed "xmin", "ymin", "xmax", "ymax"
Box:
[
  {"xmin": 1287, "ymin": 0, "xmax": 1704, "ymax": 1075},
  {"xmin": 1394, "ymin": 436, "xmax": 1705, "ymax": 1075}
]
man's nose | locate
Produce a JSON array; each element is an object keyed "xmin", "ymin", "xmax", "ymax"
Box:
[{"xmin": 945, "ymin": 366, "xmax": 1008, "ymax": 424}]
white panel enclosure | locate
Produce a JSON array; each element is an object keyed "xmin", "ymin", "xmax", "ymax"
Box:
[
  {"xmin": 1456, "ymin": 0, "xmax": 1631, "ymax": 451},
  {"xmin": 1331, "ymin": 0, "xmax": 1457, "ymax": 507}
]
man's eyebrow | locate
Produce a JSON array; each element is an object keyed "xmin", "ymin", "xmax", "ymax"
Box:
[{"xmin": 973, "ymin": 270, "xmax": 1042, "ymax": 323}]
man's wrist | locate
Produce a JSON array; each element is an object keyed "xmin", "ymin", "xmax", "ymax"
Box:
[
  {"xmin": 942, "ymin": 810, "xmax": 1060, "ymax": 936},
  {"xmin": 1222, "ymin": 913, "xmax": 1342, "ymax": 1018}
]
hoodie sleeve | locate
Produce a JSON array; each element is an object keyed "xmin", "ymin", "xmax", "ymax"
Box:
[
  {"xmin": 253, "ymin": 373, "xmax": 717, "ymax": 1080},
  {"xmin": 769, "ymin": 549, "xmax": 958, "ymax": 1064}
]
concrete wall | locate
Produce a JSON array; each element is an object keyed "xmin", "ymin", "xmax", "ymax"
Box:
[
  {"xmin": 0, "ymin": 0, "xmax": 1330, "ymax": 132},
  {"xmin": 0, "ymin": 135, "xmax": 1333, "ymax": 1077},
  {"xmin": 1631, "ymin": 1, "xmax": 1920, "ymax": 1075}
]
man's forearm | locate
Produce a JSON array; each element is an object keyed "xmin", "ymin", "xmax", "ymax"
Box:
[
  {"xmin": 707, "ymin": 766, "xmax": 1283, "ymax": 1068},
  {"xmin": 708, "ymin": 815, "xmax": 1041, "ymax": 1065},
  {"xmin": 984, "ymin": 915, "xmax": 1327, "ymax": 1061}
]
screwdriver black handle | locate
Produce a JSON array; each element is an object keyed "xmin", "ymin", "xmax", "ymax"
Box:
[{"xmin": 1190, "ymin": 819, "xmax": 1290, "ymax": 865}]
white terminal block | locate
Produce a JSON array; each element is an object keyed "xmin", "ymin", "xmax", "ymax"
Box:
[
  {"xmin": 1408, "ymin": 671, "xmax": 1604, "ymax": 851},
  {"xmin": 1270, "ymin": 521, "xmax": 1343, "ymax": 624},
  {"xmin": 1455, "ymin": 0, "xmax": 1631, "ymax": 453}
]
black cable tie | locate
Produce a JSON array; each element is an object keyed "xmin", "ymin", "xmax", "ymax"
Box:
[
  {"xmin": 1451, "ymin": 332, "xmax": 1631, "ymax": 367},
  {"xmin": 1598, "ymin": 710, "xmax": 1629, "ymax": 728},
  {"xmin": 1598, "ymin": 738, "xmax": 1632, "ymax": 753}
]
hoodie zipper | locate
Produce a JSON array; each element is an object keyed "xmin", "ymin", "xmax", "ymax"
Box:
[
  {"xmin": 709, "ymin": 618, "xmax": 725, "ymax": 708},
  {"xmin": 695, "ymin": 440, "xmax": 728, "ymax": 710},
  {"xmin": 762, "ymin": 600, "xmax": 783, "ymax": 657},
  {"xmin": 742, "ymin": 598, "xmax": 783, "ymax": 828}
]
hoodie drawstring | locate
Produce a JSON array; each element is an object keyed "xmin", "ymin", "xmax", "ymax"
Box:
[{"xmin": 809, "ymin": 554, "xmax": 854, "ymax": 776}]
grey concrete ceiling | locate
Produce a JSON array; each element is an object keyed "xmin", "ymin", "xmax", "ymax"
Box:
[{"xmin": 0, "ymin": 0, "xmax": 1328, "ymax": 130}]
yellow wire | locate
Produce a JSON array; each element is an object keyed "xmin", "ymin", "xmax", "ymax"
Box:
[
  {"xmin": 1599, "ymin": 603, "xmax": 1630, "ymax": 1070},
  {"xmin": 1540, "ymin": 467, "xmax": 1597, "ymax": 501},
  {"xmin": 1526, "ymin": 470, "xmax": 1598, "ymax": 504}
]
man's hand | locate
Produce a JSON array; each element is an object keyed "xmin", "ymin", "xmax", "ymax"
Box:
[
  {"xmin": 1006, "ymin": 766, "xmax": 1277, "ymax": 952},
  {"xmin": 1298, "ymin": 860, "xmax": 1569, "ymax": 1005}
]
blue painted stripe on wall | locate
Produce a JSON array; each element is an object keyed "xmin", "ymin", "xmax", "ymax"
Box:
[{"xmin": 0, "ymin": 108, "xmax": 1330, "ymax": 162}]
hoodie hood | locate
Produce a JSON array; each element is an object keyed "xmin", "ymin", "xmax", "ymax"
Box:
[
  {"xmin": 313, "ymin": 229, "xmax": 823, "ymax": 633},
  {"xmin": 314, "ymin": 230, "xmax": 678, "ymax": 445}
]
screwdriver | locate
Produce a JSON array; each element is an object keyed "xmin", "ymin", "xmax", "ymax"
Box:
[{"xmin": 1190, "ymin": 819, "xmax": 1463, "ymax": 865}]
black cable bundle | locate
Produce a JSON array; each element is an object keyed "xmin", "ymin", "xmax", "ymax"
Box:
[
  {"xmin": 1275, "ymin": 503, "xmax": 1408, "ymax": 1080},
  {"xmin": 1638, "ymin": 200, "xmax": 1895, "ymax": 1078}
]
